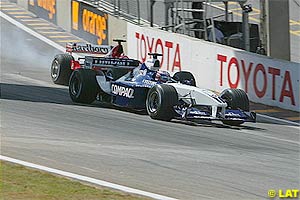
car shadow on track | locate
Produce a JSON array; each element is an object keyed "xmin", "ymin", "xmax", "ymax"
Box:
[
  {"xmin": 1, "ymin": 82, "xmax": 73, "ymax": 105},
  {"xmin": 0, "ymin": 83, "xmax": 278, "ymax": 129},
  {"xmin": 0, "ymin": 82, "xmax": 147, "ymax": 114},
  {"xmin": 170, "ymin": 119, "xmax": 265, "ymax": 131}
]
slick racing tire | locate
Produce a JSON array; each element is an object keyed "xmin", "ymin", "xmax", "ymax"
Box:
[
  {"xmin": 69, "ymin": 69, "xmax": 98, "ymax": 104},
  {"xmin": 173, "ymin": 71, "xmax": 196, "ymax": 86},
  {"xmin": 106, "ymin": 68, "xmax": 128, "ymax": 80},
  {"xmin": 220, "ymin": 88, "xmax": 250, "ymax": 126},
  {"xmin": 146, "ymin": 84, "xmax": 178, "ymax": 121},
  {"xmin": 51, "ymin": 54, "xmax": 74, "ymax": 85}
]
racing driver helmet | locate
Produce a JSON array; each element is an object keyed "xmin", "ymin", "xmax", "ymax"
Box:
[{"xmin": 146, "ymin": 53, "xmax": 162, "ymax": 71}]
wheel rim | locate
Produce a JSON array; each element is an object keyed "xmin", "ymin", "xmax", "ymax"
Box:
[
  {"xmin": 148, "ymin": 91, "xmax": 160, "ymax": 113},
  {"xmin": 51, "ymin": 60, "xmax": 60, "ymax": 81},
  {"xmin": 70, "ymin": 75, "xmax": 81, "ymax": 97}
]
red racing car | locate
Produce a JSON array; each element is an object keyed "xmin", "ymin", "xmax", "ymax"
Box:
[{"xmin": 50, "ymin": 39, "xmax": 131, "ymax": 85}]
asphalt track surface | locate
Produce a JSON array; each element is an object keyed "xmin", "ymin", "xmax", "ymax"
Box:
[{"xmin": 1, "ymin": 17, "xmax": 300, "ymax": 200}]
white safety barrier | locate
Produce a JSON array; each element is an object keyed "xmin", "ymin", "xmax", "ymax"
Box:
[{"xmin": 127, "ymin": 23, "xmax": 300, "ymax": 112}]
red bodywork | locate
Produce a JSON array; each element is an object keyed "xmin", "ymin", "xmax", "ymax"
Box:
[
  {"xmin": 67, "ymin": 42, "xmax": 129, "ymax": 71},
  {"xmin": 70, "ymin": 60, "xmax": 81, "ymax": 70}
]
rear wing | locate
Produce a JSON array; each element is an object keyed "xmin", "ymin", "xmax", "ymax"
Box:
[
  {"xmin": 84, "ymin": 56, "xmax": 140, "ymax": 69},
  {"xmin": 66, "ymin": 43, "xmax": 111, "ymax": 55}
]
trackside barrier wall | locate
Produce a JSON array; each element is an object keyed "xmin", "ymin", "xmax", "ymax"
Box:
[
  {"xmin": 127, "ymin": 23, "xmax": 300, "ymax": 112},
  {"xmin": 107, "ymin": 14, "xmax": 127, "ymax": 51}
]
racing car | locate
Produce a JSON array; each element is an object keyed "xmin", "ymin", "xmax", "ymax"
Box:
[
  {"xmin": 50, "ymin": 39, "xmax": 129, "ymax": 85},
  {"xmin": 68, "ymin": 53, "xmax": 256, "ymax": 126}
]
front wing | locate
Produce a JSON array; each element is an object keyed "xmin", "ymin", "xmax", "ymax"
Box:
[{"xmin": 174, "ymin": 106, "xmax": 256, "ymax": 123}]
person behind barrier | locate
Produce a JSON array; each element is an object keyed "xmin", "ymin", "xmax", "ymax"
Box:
[{"xmin": 208, "ymin": 23, "xmax": 225, "ymax": 44}]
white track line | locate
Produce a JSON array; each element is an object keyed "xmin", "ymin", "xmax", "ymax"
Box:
[
  {"xmin": 0, "ymin": 11, "xmax": 80, "ymax": 59},
  {"xmin": 241, "ymin": 129, "xmax": 300, "ymax": 145},
  {"xmin": 0, "ymin": 11, "xmax": 65, "ymax": 52},
  {"xmin": 0, "ymin": 155, "xmax": 178, "ymax": 200}
]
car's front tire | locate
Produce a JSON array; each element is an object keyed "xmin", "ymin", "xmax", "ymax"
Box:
[
  {"xmin": 146, "ymin": 84, "xmax": 178, "ymax": 121},
  {"xmin": 69, "ymin": 69, "xmax": 98, "ymax": 104},
  {"xmin": 220, "ymin": 88, "xmax": 250, "ymax": 126}
]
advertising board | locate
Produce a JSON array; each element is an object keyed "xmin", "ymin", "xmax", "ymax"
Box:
[
  {"xmin": 71, "ymin": 0, "xmax": 108, "ymax": 45},
  {"xmin": 127, "ymin": 23, "xmax": 300, "ymax": 112},
  {"xmin": 28, "ymin": 0, "xmax": 56, "ymax": 24}
]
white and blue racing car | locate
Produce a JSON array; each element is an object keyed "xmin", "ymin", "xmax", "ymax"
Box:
[{"xmin": 68, "ymin": 53, "xmax": 256, "ymax": 126}]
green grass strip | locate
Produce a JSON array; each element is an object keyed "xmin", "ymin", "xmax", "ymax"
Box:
[{"xmin": 0, "ymin": 161, "xmax": 151, "ymax": 200}]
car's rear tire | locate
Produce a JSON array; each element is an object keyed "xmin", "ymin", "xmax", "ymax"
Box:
[
  {"xmin": 220, "ymin": 88, "xmax": 250, "ymax": 126},
  {"xmin": 51, "ymin": 54, "xmax": 74, "ymax": 85},
  {"xmin": 69, "ymin": 69, "xmax": 98, "ymax": 104},
  {"xmin": 173, "ymin": 71, "xmax": 196, "ymax": 86},
  {"xmin": 146, "ymin": 84, "xmax": 178, "ymax": 121}
]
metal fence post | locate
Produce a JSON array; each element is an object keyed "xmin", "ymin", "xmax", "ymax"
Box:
[
  {"xmin": 150, "ymin": 0, "xmax": 155, "ymax": 27},
  {"xmin": 113, "ymin": 0, "xmax": 116, "ymax": 15},
  {"xmin": 137, "ymin": 0, "xmax": 140, "ymax": 25},
  {"xmin": 117, "ymin": 0, "xmax": 120, "ymax": 17}
]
